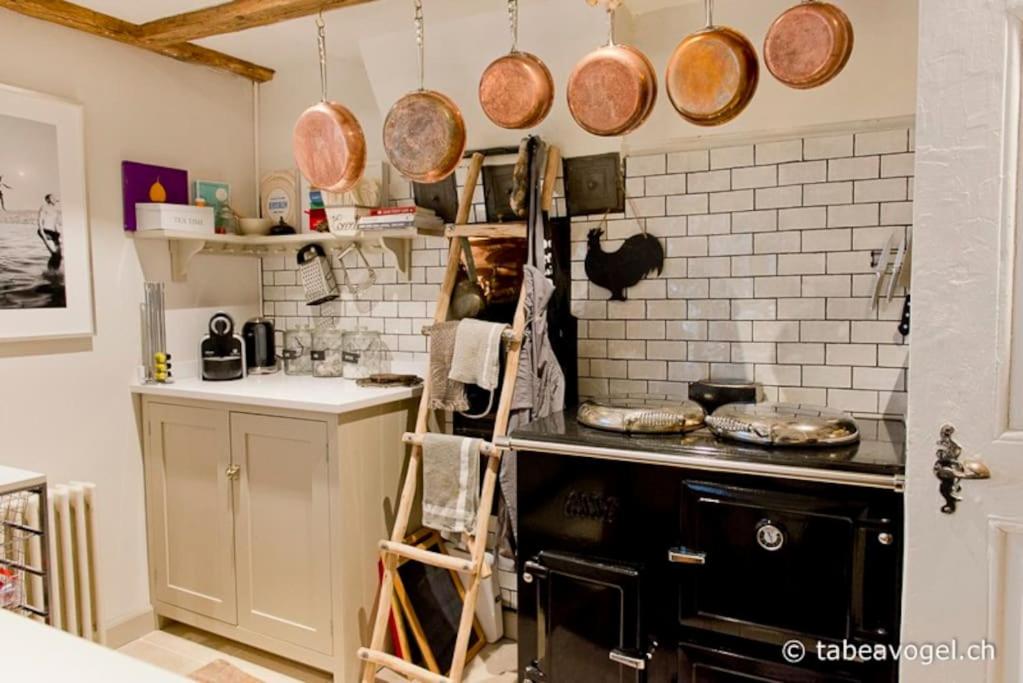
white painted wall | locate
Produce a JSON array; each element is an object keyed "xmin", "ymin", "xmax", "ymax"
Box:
[
  {"xmin": 0, "ymin": 10, "xmax": 258, "ymax": 630},
  {"xmin": 257, "ymin": 0, "xmax": 918, "ymax": 171}
]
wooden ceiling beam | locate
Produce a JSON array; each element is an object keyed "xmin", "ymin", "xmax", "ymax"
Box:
[
  {"xmin": 138, "ymin": 0, "xmax": 379, "ymax": 45},
  {"xmin": 0, "ymin": 0, "xmax": 275, "ymax": 82}
]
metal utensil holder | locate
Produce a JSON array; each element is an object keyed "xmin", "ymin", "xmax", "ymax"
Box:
[{"xmin": 0, "ymin": 484, "xmax": 50, "ymax": 622}]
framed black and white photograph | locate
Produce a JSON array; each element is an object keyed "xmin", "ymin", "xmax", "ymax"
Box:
[{"xmin": 0, "ymin": 84, "xmax": 92, "ymax": 340}]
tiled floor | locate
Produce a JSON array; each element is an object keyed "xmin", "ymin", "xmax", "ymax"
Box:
[{"xmin": 119, "ymin": 623, "xmax": 518, "ymax": 682}]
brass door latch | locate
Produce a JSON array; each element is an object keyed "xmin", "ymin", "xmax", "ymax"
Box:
[{"xmin": 934, "ymin": 424, "xmax": 990, "ymax": 514}]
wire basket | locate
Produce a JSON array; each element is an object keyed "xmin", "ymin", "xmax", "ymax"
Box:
[{"xmin": 0, "ymin": 491, "xmax": 31, "ymax": 611}]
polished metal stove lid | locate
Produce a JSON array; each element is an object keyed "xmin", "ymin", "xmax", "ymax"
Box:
[
  {"xmin": 577, "ymin": 398, "xmax": 706, "ymax": 434},
  {"xmin": 706, "ymin": 402, "xmax": 860, "ymax": 447}
]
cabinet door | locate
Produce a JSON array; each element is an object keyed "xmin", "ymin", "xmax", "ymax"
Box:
[
  {"xmin": 230, "ymin": 413, "xmax": 332, "ymax": 654},
  {"xmin": 145, "ymin": 403, "xmax": 237, "ymax": 623}
]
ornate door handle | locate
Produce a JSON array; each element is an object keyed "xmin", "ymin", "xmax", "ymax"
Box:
[{"xmin": 934, "ymin": 424, "xmax": 990, "ymax": 514}]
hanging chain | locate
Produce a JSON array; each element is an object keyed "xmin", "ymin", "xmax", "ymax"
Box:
[
  {"xmin": 508, "ymin": 0, "xmax": 519, "ymax": 53},
  {"xmin": 705, "ymin": 0, "xmax": 714, "ymax": 28},
  {"xmin": 316, "ymin": 11, "xmax": 328, "ymax": 101},
  {"xmin": 414, "ymin": 0, "xmax": 425, "ymax": 91}
]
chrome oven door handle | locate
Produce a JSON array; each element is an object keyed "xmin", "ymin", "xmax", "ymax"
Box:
[
  {"xmin": 609, "ymin": 649, "xmax": 646, "ymax": 670},
  {"xmin": 668, "ymin": 546, "xmax": 706, "ymax": 565}
]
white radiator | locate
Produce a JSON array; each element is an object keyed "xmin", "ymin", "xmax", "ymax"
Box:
[{"xmin": 23, "ymin": 483, "xmax": 102, "ymax": 643}]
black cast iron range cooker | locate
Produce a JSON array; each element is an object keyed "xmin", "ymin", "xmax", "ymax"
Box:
[{"xmin": 502, "ymin": 408, "xmax": 905, "ymax": 683}]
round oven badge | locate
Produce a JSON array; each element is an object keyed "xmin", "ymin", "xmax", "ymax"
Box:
[{"xmin": 756, "ymin": 520, "xmax": 785, "ymax": 552}]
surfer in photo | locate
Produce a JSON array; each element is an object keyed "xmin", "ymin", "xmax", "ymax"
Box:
[
  {"xmin": 36, "ymin": 194, "xmax": 63, "ymax": 270},
  {"xmin": 0, "ymin": 176, "xmax": 11, "ymax": 211}
]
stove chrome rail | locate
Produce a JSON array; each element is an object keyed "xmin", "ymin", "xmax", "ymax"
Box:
[{"xmin": 498, "ymin": 436, "xmax": 906, "ymax": 492}]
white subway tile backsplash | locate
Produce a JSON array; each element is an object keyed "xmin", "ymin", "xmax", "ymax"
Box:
[
  {"xmin": 710, "ymin": 189, "xmax": 755, "ymax": 213},
  {"xmin": 878, "ymin": 344, "xmax": 909, "ymax": 368},
  {"xmin": 756, "ymin": 139, "xmax": 803, "ymax": 165},
  {"xmin": 855, "ymin": 130, "xmax": 909, "ymax": 156},
  {"xmin": 755, "ymin": 276, "xmax": 802, "ymax": 298},
  {"xmin": 628, "ymin": 153, "xmax": 667, "ymax": 176},
  {"xmin": 688, "ymin": 170, "xmax": 731, "ymax": 193},
  {"xmin": 667, "ymin": 193, "xmax": 709, "ymax": 215},
  {"xmin": 778, "ymin": 342, "xmax": 825, "ymax": 364},
  {"xmin": 881, "ymin": 153, "xmax": 915, "ymax": 178},
  {"xmin": 779, "ymin": 161, "xmax": 827, "ymax": 185},
  {"xmin": 803, "ymin": 182, "xmax": 853, "ymax": 206},
  {"xmin": 753, "ymin": 321, "xmax": 800, "ymax": 342},
  {"xmin": 802, "ymin": 228, "xmax": 851, "ymax": 252},
  {"xmin": 779, "ymin": 206, "xmax": 828, "ymax": 229},
  {"xmin": 732, "ymin": 299, "xmax": 777, "ymax": 320},
  {"xmin": 778, "ymin": 253, "xmax": 826, "ymax": 275},
  {"xmin": 667, "ymin": 149, "xmax": 710, "ymax": 173},
  {"xmin": 853, "ymin": 367, "xmax": 906, "ymax": 391},
  {"xmin": 732, "ymin": 165, "xmax": 778, "ymax": 189},
  {"xmin": 778, "ymin": 298, "xmax": 825, "ymax": 320},
  {"xmin": 828, "ymin": 389, "xmax": 878, "ymax": 413},
  {"xmin": 731, "ymin": 255, "xmax": 777, "ymax": 277},
  {"xmin": 710, "ymin": 320, "xmax": 753, "ymax": 342},
  {"xmin": 733, "ymin": 210, "xmax": 779, "ymax": 233},
  {"xmin": 711, "ymin": 145, "xmax": 755, "ymax": 169},
  {"xmin": 709, "ymin": 233, "xmax": 753, "ymax": 256},
  {"xmin": 710, "ymin": 278, "xmax": 754, "ymax": 298},
  {"xmin": 689, "ymin": 257, "xmax": 732, "ymax": 278},
  {"xmin": 756, "ymin": 185, "xmax": 803, "ymax": 209},
  {"xmin": 828, "ymin": 204, "xmax": 880, "ymax": 227},
  {"xmin": 732, "ymin": 342, "xmax": 776, "ymax": 363},
  {"xmin": 689, "ymin": 341, "xmax": 732, "ymax": 362},
  {"xmin": 645, "ymin": 174, "xmax": 687, "ymax": 196},
  {"xmin": 689, "ymin": 299, "xmax": 731, "ymax": 320},
  {"xmin": 829, "ymin": 156, "xmax": 880, "ymax": 181},
  {"xmin": 804, "ymin": 134, "xmax": 854, "ymax": 160},
  {"xmin": 803, "ymin": 365, "xmax": 852, "ymax": 388},
  {"xmin": 854, "ymin": 178, "xmax": 907, "ymax": 203},
  {"xmin": 689, "ymin": 213, "xmax": 732, "ymax": 235},
  {"xmin": 755, "ymin": 231, "xmax": 802, "ymax": 254},
  {"xmin": 801, "ymin": 320, "xmax": 850, "ymax": 343}
]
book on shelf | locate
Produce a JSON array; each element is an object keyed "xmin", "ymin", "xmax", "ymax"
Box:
[
  {"xmin": 358, "ymin": 214, "xmax": 444, "ymax": 230},
  {"xmin": 324, "ymin": 205, "xmax": 376, "ymax": 235},
  {"xmin": 368, "ymin": 205, "xmax": 437, "ymax": 217}
]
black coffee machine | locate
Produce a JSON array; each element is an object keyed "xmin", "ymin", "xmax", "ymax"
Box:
[{"xmin": 201, "ymin": 312, "xmax": 245, "ymax": 381}]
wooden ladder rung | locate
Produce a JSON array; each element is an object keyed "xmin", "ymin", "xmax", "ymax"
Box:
[
  {"xmin": 401, "ymin": 432, "xmax": 501, "ymax": 457},
  {"xmin": 445, "ymin": 223, "xmax": 527, "ymax": 239},
  {"xmin": 379, "ymin": 540, "xmax": 476, "ymax": 574},
  {"xmin": 419, "ymin": 325, "xmax": 522, "ymax": 348},
  {"xmin": 357, "ymin": 647, "xmax": 452, "ymax": 683}
]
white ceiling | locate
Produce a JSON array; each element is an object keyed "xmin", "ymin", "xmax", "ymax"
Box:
[{"xmin": 73, "ymin": 0, "xmax": 699, "ymax": 65}]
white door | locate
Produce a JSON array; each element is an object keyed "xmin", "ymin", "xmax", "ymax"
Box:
[
  {"xmin": 230, "ymin": 413, "xmax": 333, "ymax": 655},
  {"xmin": 905, "ymin": 1, "xmax": 1023, "ymax": 681}
]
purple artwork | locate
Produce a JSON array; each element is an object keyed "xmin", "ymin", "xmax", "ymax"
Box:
[{"xmin": 121, "ymin": 161, "xmax": 188, "ymax": 231}]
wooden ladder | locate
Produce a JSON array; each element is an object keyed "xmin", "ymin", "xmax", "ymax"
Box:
[{"xmin": 358, "ymin": 147, "xmax": 559, "ymax": 683}]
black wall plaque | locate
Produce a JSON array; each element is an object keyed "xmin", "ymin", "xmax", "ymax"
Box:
[
  {"xmin": 563, "ymin": 152, "xmax": 625, "ymax": 217},
  {"xmin": 413, "ymin": 175, "xmax": 459, "ymax": 224},
  {"xmin": 482, "ymin": 163, "xmax": 520, "ymax": 223}
]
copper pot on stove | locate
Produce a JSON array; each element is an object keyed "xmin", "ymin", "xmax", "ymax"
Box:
[
  {"xmin": 383, "ymin": 0, "xmax": 467, "ymax": 183},
  {"xmin": 567, "ymin": 5, "xmax": 658, "ymax": 137}
]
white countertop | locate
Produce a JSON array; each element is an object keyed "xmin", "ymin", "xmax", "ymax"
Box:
[
  {"xmin": 130, "ymin": 365, "xmax": 425, "ymax": 414},
  {"xmin": 0, "ymin": 611, "xmax": 184, "ymax": 681}
]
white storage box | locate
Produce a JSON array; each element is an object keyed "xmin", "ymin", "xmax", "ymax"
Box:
[{"xmin": 135, "ymin": 203, "xmax": 215, "ymax": 234}]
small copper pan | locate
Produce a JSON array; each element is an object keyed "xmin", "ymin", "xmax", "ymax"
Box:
[
  {"xmin": 293, "ymin": 17, "xmax": 366, "ymax": 193},
  {"xmin": 764, "ymin": 0, "xmax": 854, "ymax": 89},
  {"xmin": 567, "ymin": 8, "xmax": 658, "ymax": 137},
  {"xmin": 383, "ymin": 1, "xmax": 467, "ymax": 183},
  {"xmin": 665, "ymin": 0, "xmax": 759, "ymax": 127},
  {"xmin": 479, "ymin": 0, "xmax": 554, "ymax": 130}
]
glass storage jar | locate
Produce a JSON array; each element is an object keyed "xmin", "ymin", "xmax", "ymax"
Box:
[
  {"xmin": 341, "ymin": 329, "xmax": 392, "ymax": 379},
  {"xmin": 311, "ymin": 326, "xmax": 345, "ymax": 378},
  {"xmin": 283, "ymin": 326, "xmax": 313, "ymax": 376}
]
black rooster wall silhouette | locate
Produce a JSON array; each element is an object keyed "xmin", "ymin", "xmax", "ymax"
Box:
[{"xmin": 585, "ymin": 228, "xmax": 665, "ymax": 301}]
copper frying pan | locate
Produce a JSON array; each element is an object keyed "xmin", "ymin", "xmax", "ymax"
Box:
[
  {"xmin": 567, "ymin": 6, "xmax": 658, "ymax": 137},
  {"xmin": 293, "ymin": 15, "xmax": 366, "ymax": 193},
  {"xmin": 384, "ymin": 0, "xmax": 467, "ymax": 183},
  {"xmin": 479, "ymin": 0, "xmax": 554, "ymax": 130},
  {"xmin": 764, "ymin": 0, "xmax": 854, "ymax": 89},
  {"xmin": 665, "ymin": 0, "xmax": 759, "ymax": 127}
]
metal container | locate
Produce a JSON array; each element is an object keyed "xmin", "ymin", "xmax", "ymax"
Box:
[
  {"xmin": 577, "ymin": 398, "xmax": 706, "ymax": 434},
  {"xmin": 283, "ymin": 327, "xmax": 313, "ymax": 376},
  {"xmin": 706, "ymin": 402, "xmax": 860, "ymax": 447},
  {"xmin": 297, "ymin": 243, "xmax": 340, "ymax": 306},
  {"xmin": 688, "ymin": 379, "xmax": 760, "ymax": 413},
  {"xmin": 311, "ymin": 326, "xmax": 345, "ymax": 378}
]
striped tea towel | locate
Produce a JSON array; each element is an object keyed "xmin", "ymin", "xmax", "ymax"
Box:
[{"xmin": 422, "ymin": 433, "xmax": 482, "ymax": 534}]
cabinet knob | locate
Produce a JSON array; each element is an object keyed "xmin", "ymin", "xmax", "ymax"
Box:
[{"xmin": 225, "ymin": 464, "xmax": 241, "ymax": 480}]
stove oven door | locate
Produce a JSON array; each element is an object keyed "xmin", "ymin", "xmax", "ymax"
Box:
[
  {"xmin": 675, "ymin": 480, "xmax": 900, "ymax": 644},
  {"xmin": 523, "ymin": 551, "xmax": 652, "ymax": 683}
]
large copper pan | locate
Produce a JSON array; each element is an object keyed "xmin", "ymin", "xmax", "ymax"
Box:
[
  {"xmin": 384, "ymin": 1, "xmax": 467, "ymax": 183},
  {"xmin": 567, "ymin": 9, "xmax": 657, "ymax": 137},
  {"xmin": 479, "ymin": 0, "xmax": 554, "ymax": 130},
  {"xmin": 665, "ymin": 0, "xmax": 759, "ymax": 127},
  {"xmin": 764, "ymin": 0, "xmax": 854, "ymax": 89},
  {"xmin": 293, "ymin": 16, "xmax": 366, "ymax": 193}
]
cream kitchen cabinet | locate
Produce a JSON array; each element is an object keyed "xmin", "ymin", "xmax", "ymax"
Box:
[{"xmin": 137, "ymin": 390, "xmax": 418, "ymax": 680}]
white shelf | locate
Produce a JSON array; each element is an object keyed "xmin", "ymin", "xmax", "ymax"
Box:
[{"xmin": 130, "ymin": 228, "xmax": 418, "ymax": 282}]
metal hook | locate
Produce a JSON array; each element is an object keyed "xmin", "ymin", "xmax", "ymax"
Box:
[
  {"xmin": 316, "ymin": 10, "xmax": 328, "ymax": 102},
  {"xmin": 705, "ymin": 0, "xmax": 714, "ymax": 28},
  {"xmin": 413, "ymin": 0, "xmax": 425, "ymax": 91},
  {"xmin": 508, "ymin": 0, "xmax": 519, "ymax": 53}
]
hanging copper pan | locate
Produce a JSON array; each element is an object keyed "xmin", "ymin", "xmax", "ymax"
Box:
[
  {"xmin": 665, "ymin": 0, "xmax": 759, "ymax": 127},
  {"xmin": 293, "ymin": 16, "xmax": 366, "ymax": 193},
  {"xmin": 479, "ymin": 0, "xmax": 554, "ymax": 130},
  {"xmin": 383, "ymin": 1, "xmax": 467, "ymax": 183},
  {"xmin": 567, "ymin": 6, "xmax": 658, "ymax": 137},
  {"xmin": 764, "ymin": 0, "xmax": 854, "ymax": 89}
]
